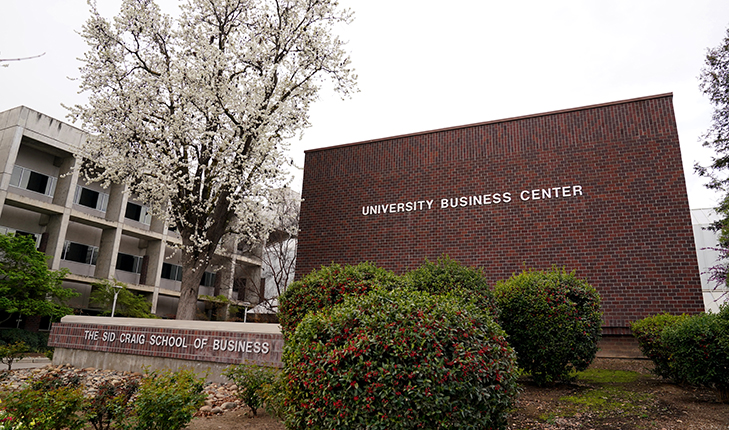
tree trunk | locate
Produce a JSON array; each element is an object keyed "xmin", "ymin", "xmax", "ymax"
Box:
[{"xmin": 176, "ymin": 248, "xmax": 212, "ymax": 320}]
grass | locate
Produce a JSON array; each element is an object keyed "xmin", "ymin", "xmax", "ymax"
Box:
[{"xmin": 538, "ymin": 369, "xmax": 654, "ymax": 422}]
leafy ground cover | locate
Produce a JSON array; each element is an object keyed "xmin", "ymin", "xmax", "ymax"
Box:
[{"xmin": 185, "ymin": 358, "xmax": 729, "ymax": 430}]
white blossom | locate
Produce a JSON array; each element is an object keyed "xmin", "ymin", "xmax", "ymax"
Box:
[{"xmin": 68, "ymin": 0, "xmax": 356, "ymax": 319}]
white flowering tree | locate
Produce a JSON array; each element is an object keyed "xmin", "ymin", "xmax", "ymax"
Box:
[{"xmin": 69, "ymin": 0, "xmax": 356, "ymax": 319}]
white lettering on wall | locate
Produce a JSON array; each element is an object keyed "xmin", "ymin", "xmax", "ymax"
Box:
[
  {"xmin": 83, "ymin": 331, "xmax": 270, "ymax": 356},
  {"xmin": 363, "ymin": 184, "xmax": 583, "ymax": 216}
]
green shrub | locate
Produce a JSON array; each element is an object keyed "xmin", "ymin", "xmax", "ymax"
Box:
[
  {"xmin": 493, "ymin": 268, "xmax": 602, "ymax": 385},
  {"xmin": 661, "ymin": 305, "xmax": 729, "ymax": 401},
  {"xmin": 278, "ymin": 262, "xmax": 402, "ymax": 340},
  {"xmin": 132, "ymin": 368, "xmax": 207, "ymax": 430},
  {"xmin": 403, "ymin": 255, "xmax": 498, "ymax": 319},
  {"xmin": 223, "ymin": 364, "xmax": 277, "ymax": 415},
  {"xmin": 259, "ymin": 371, "xmax": 288, "ymax": 420},
  {"xmin": 284, "ymin": 287, "xmax": 519, "ymax": 430},
  {"xmin": 0, "ymin": 342, "xmax": 29, "ymax": 371},
  {"xmin": 1, "ymin": 373, "xmax": 85, "ymax": 430},
  {"xmin": 630, "ymin": 312, "xmax": 690, "ymax": 379},
  {"xmin": 86, "ymin": 377, "xmax": 140, "ymax": 430},
  {"xmin": 0, "ymin": 329, "xmax": 48, "ymax": 352}
]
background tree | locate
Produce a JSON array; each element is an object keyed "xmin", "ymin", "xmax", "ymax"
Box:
[
  {"xmin": 0, "ymin": 233, "xmax": 75, "ymax": 323},
  {"xmin": 69, "ymin": 0, "xmax": 356, "ymax": 319},
  {"xmin": 257, "ymin": 187, "xmax": 300, "ymax": 312},
  {"xmin": 697, "ymin": 24, "xmax": 729, "ymax": 289},
  {"xmin": 89, "ymin": 279, "xmax": 156, "ymax": 318}
]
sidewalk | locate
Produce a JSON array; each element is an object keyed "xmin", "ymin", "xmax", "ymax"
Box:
[{"xmin": 9, "ymin": 356, "xmax": 52, "ymax": 370}]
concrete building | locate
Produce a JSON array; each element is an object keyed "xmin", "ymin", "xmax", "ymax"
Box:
[
  {"xmin": 0, "ymin": 106, "xmax": 264, "ymax": 325},
  {"xmin": 691, "ymin": 207, "xmax": 729, "ymax": 313}
]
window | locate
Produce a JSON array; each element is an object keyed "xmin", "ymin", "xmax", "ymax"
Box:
[
  {"xmin": 200, "ymin": 271, "xmax": 216, "ymax": 287},
  {"xmin": 74, "ymin": 186, "xmax": 108, "ymax": 212},
  {"xmin": 9, "ymin": 166, "xmax": 56, "ymax": 196},
  {"xmin": 116, "ymin": 253, "xmax": 143, "ymax": 273},
  {"xmin": 0, "ymin": 227, "xmax": 41, "ymax": 248},
  {"xmin": 125, "ymin": 202, "xmax": 151, "ymax": 225},
  {"xmin": 161, "ymin": 263, "xmax": 183, "ymax": 281},
  {"xmin": 61, "ymin": 241, "xmax": 98, "ymax": 265}
]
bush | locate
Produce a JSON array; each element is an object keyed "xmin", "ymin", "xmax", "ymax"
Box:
[
  {"xmin": 223, "ymin": 364, "xmax": 277, "ymax": 415},
  {"xmin": 493, "ymin": 268, "xmax": 602, "ymax": 385},
  {"xmin": 0, "ymin": 342, "xmax": 29, "ymax": 371},
  {"xmin": 284, "ymin": 287, "xmax": 519, "ymax": 430},
  {"xmin": 86, "ymin": 377, "xmax": 140, "ymax": 430},
  {"xmin": 278, "ymin": 262, "xmax": 402, "ymax": 340},
  {"xmin": 134, "ymin": 370, "xmax": 207, "ymax": 430},
  {"xmin": 0, "ymin": 329, "xmax": 48, "ymax": 352},
  {"xmin": 259, "ymin": 371, "xmax": 288, "ymax": 420},
  {"xmin": 1, "ymin": 373, "xmax": 85, "ymax": 430},
  {"xmin": 403, "ymin": 255, "xmax": 498, "ymax": 319},
  {"xmin": 132, "ymin": 368, "xmax": 207, "ymax": 430},
  {"xmin": 661, "ymin": 305, "xmax": 729, "ymax": 401},
  {"xmin": 631, "ymin": 312, "xmax": 690, "ymax": 379}
]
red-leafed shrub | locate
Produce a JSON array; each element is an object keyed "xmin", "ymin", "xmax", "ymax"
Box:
[
  {"xmin": 403, "ymin": 255, "xmax": 498, "ymax": 319},
  {"xmin": 631, "ymin": 312, "xmax": 690, "ymax": 379},
  {"xmin": 283, "ymin": 287, "xmax": 519, "ymax": 430},
  {"xmin": 278, "ymin": 262, "xmax": 401, "ymax": 340},
  {"xmin": 494, "ymin": 268, "xmax": 602, "ymax": 386}
]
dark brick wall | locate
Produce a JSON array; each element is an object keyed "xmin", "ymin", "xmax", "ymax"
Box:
[{"xmin": 297, "ymin": 94, "xmax": 705, "ymax": 331}]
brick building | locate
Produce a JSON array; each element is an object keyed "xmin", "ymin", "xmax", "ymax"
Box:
[{"xmin": 297, "ymin": 93, "xmax": 705, "ymax": 343}]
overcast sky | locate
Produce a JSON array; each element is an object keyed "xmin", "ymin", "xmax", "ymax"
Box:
[{"xmin": 2, "ymin": 0, "xmax": 728, "ymax": 209}]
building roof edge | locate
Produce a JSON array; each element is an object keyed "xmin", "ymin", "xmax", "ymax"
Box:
[{"xmin": 304, "ymin": 93, "xmax": 674, "ymax": 154}]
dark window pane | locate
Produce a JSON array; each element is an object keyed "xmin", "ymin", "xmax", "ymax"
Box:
[
  {"xmin": 200, "ymin": 272, "xmax": 216, "ymax": 287},
  {"xmin": 116, "ymin": 253, "xmax": 136, "ymax": 272},
  {"xmin": 161, "ymin": 263, "xmax": 173, "ymax": 279},
  {"xmin": 64, "ymin": 242, "xmax": 90, "ymax": 263},
  {"xmin": 125, "ymin": 202, "xmax": 142, "ymax": 221},
  {"xmin": 78, "ymin": 188, "xmax": 100, "ymax": 209},
  {"xmin": 26, "ymin": 171, "xmax": 49, "ymax": 194},
  {"xmin": 161, "ymin": 263, "xmax": 182, "ymax": 281}
]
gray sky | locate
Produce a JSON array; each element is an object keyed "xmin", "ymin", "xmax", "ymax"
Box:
[{"xmin": 2, "ymin": 0, "xmax": 728, "ymax": 209}]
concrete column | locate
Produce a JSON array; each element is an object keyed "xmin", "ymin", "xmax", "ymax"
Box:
[
  {"xmin": 105, "ymin": 183, "xmax": 127, "ymax": 223},
  {"xmin": 145, "ymin": 239, "xmax": 166, "ymax": 314},
  {"xmin": 94, "ymin": 227, "xmax": 122, "ymax": 280},
  {"xmin": 213, "ymin": 257, "xmax": 236, "ymax": 320},
  {"xmin": 246, "ymin": 266, "xmax": 262, "ymax": 305},
  {"xmin": 45, "ymin": 212, "xmax": 71, "ymax": 270},
  {"xmin": 51, "ymin": 156, "xmax": 79, "ymax": 208},
  {"xmin": 0, "ymin": 121, "xmax": 23, "ymax": 217},
  {"xmin": 150, "ymin": 214, "xmax": 166, "ymax": 234}
]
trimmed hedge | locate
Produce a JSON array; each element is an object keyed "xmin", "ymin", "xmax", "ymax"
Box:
[
  {"xmin": 278, "ymin": 262, "xmax": 401, "ymax": 340},
  {"xmin": 284, "ymin": 287, "xmax": 519, "ymax": 430},
  {"xmin": 403, "ymin": 255, "xmax": 498, "ymax": 319},
  {"xmin": 493, "ymin": 268, "xmax": 602, "ymax": 385},
  {"xmin": 630, "ymin": 312, "xmax": 690, "ymax": 379},
  {"xmin": 661, "ymin": 305, "xmax": 729, "ymax": 401}
]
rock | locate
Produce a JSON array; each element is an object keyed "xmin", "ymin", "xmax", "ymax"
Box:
[
  {"xmin": 222, "ymin": 402, "xmax": 237, "ymax": 410},
  {"xmin": 211, "ymin": 407, "xmax": 223, "ymax": 414},
  {"xmin": 199, "ymin": 405, "xmax": 212, "ymax": 414}
]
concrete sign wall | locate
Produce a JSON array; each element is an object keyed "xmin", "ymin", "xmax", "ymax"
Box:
[{"xmin": 48, "ymin": 316, "xmax": 283, "ymax": 382}]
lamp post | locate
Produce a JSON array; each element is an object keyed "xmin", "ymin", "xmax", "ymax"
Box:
[{"xmin": 111, "ymin": 283, "xmax": 123, "ymax": 317}]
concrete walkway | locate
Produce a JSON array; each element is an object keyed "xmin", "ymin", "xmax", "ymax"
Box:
[{"xmin": 5, "ymin": 356, "xmax": 52, "ymax": 370}]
